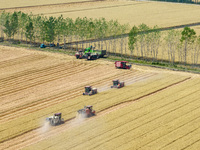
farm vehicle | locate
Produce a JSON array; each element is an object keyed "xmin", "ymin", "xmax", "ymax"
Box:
[
  {"xmin": 40, "ymin": 43, "xmax": 62, "ymax": 49},
  {"xmin": 75, "ymin": 46, "xmax": 106, "ymax": 60},
  {"xmin": 77, "ymin": 105, "xmax": 96, "ymax": 118},
  {"xmin": 46, "ymin": 113, "xmax": 64, "ymax": 126},
  {"xmin": 83, "ymin": 86, "xmax": 97, "ymax": 96},
  {"xmin": 115, "ymin": 61, "xmax": 132, "ymax": 69},
  {"xmin": 111, "ymin": 80, "xmax": 125, "ymax": 88}
]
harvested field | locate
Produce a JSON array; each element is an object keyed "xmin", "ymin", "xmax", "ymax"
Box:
[
  {"xmin": 0, "ymin": 44, "xmax": 199, "ymax": 149},
  {"xmin": 0, "ymin": 0, "xmax": 92, "ymax": 9},
  {"xmin": 1, "ymin": 0, "xmax": 200, "ymax": 149},
  {"xmin": 4, "ymin": 0, "xmax": 200, "ymax": 28}
]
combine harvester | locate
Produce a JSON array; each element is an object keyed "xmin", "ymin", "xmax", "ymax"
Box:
[
  {"xmin": 46, "ymin": 113, "xmax": 64, "ymax": 126},
  {"xmin": 83, "ymin": 86, "xmax": 97, "ymax": 96},
  {"xmin": 115, "ymin": 61, "xmax": 132, "ymax": 69},
  {"xmin": 77, "ymin": 106, "xmax": 96, "ymax": 118},
  {"xmin": 111, "ymin": 80, "xmax": 125, "ymax": 88},
  {"xmin": 75, "ymin": 46, "xmax": 106, "ymax": 60}
]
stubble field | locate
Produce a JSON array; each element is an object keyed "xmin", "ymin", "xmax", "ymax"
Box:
[
  {"xmin": 0, "ymin": 44, "xmax": 200, "ymax": 149},
  {"xmin": 0, "ymin": 0, "xmax": 200, "ymax": 149}
]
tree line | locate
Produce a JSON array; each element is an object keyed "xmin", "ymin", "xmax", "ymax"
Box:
[
  {"xmin": 129, "ymin": 25, "xmax": 200, "ymax": 66},
  {"xmin": 0, "ymin": 11, "xmax": 129, "ymax": 50},
  {"xmin": 0, "ymin": 11, "xmax": 200, "ymax": 66}
]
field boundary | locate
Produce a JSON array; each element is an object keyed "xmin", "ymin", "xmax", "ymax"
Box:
[{"xmin": 0, "ymin": 0, "xmax": 105, "ymax": 10}]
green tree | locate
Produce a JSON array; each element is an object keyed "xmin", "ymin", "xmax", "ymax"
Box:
[
  {"xmin": 138, "ymin": 23, "xmax": 149, "ymax": 58},
  {"xmin": 25, "ymin": 17, "xmax": 34, "ymax": 45},
  {"xmin": 44, "ymin": 16, "xmax": 56, "ymax": 43},
  {"xmin": 128, "ymin": 26, "xmax": 138, "ymax": 57},
  {"xmin": 18, "ymin": 12, "xmax": 28, "ymax": 41},
  {"xmin": 0, "ymin": 11, "xmax": 7, "ymax": 39},
  {"xmin": 165, "ymin": 29, "xmax": 181, "ymax": 64},
  {"xmin": 10, "ymin": 12, "xmax": 18, "ymax": 40},
  {"xmin": 180, "ymin": 27, "xmax": 196, "ymax": 65}
]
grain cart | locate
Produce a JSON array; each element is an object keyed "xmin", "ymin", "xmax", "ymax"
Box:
[
  {"xmin": 46, "ymin": 113, "xmax": 64, "ymax": 126},
  {"xmin": 115, "ymin": 61, "xmax": 132, "ymax": 69},
  {"xmin": 77, "ymin": 105, "xmax": 96, "ymax": 118},
  {"xmin": 111, "ymin": 80, "xmax": 125, "ymax": 88},
  {"xmin": 83, "ymin": 86, "xmax": 97, "ymax": 96}
]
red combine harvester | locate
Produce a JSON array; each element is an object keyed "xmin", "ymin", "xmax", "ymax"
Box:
[
  {"xmin": 83, "ymin": 86, "xmax": 97, "ymax": 96},
  {"xmin": 77, "ymin": 105, "xmax": 96, "ymax": 118},
  {"xmin": 111, "ymin": 80, "xmax": 125, "ymax": 88},
  {"xmin": 115, "ymin": 61, "xmax": 131, "ymax": 69}
]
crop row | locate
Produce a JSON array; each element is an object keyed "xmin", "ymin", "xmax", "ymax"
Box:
[
  {"xmin": 24, "ymin": 77, "xmax": 200, "ymax": 150},
  {"xmin": 1, "ymin": 69, "xmax": 137, "ymax": 122},
  {"xmin": 0, "ymin": 70, "xmax": 150, "ymax": 143},
  {"xmin": 0, "ymin": 73, "xmax": 189, "ymax": 149}
]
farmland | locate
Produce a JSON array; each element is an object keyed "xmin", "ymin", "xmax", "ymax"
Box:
[
  {"xmin": 0, "ymin": 0, "xmax": 92, "ymax": 9},
  {"xmin": 1, "ymin": 0, "xmax": 200, "ymax": 149},
  {"xmin": 4, "ymin": 0, "xmax": 200, "ymax": 28},
  {"xmin": 0, "ymin": 44, "xmax": 200, "ymax": 149},
  {"xmin": 2, "ymin": 0, "xmax": 200, "ymax": 65}
]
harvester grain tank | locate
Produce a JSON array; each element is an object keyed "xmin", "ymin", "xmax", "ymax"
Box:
[
  {"xmin": 77, "ymin": 105, "xmax": 95, "ymax": 118},
  {"xmin": 83, "ymin": 86, "xmax": 97, "ymax": 96},
  {"xmin": 115, "ymin": 61, "xmax": 131, "ymax": 69},
  {"xmin": 111, "ymin": 80, "xmax": 125, "ymax": 88},
  {"xmin": 46, "ymin": 113, "xmax": 64, "ymax": 126}
]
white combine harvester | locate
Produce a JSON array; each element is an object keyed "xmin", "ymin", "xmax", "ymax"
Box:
[{"xmin": 46, "ymin": 113, "xmax": 64, "ymax": 126}]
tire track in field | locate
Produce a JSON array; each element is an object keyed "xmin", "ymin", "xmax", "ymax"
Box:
[
  {"xmin": 0, "ymin": 63, "xmax": 98, "ymax": 114},
  {"xmin": 0, "ymin": 76, "xmax": 190, "ymax": 149},
  {"xmin": 69, "ymin": 91, "xmax": 200, "ymax": 150},
  {"xmin": 0, "ymin": 62, "xmax": 82, "ymax": 90},
  {"xmin": 21, "ymin": 76, "xmax": 192, "ymax": 150},
  {"xmin": 0, "ymin": 70, "xmax": 142, "ymax": 122},
  {"xmin": 0, "ymin": 0, "xmax": 105, "ymax": 10},
  {"xmin": 49, "ymin": 77, "xmax": 198, "ymax": 150},
  {"xmin": 0, "ymin": 55, "xmax": 47, "ymax": 69},
  {"xmin": 0, "ymin": 72, "xmax": 175, "ymax": 129},
  {"xmin": 39, "ymin": 2, "xmax": 146, "ymax": 15},
  {"xmin": 0, "ymin": 71, "xmax": 155, "ymax": 145},
  {"xmin": 0, "ymin": 62, "xmax": 67, "ymax": 85},
  {"xmin": 0, "ymin": 63, "xmax": 97, "ymax": 97}
]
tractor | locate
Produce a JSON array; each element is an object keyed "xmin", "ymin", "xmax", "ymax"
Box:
[
  {"xmin": 75, "ymin": 46, "xmax": 106, "ymax": 60},
  {"xmin": 46, "ymin": 113, "xmax": 64, "ymax": 126},
  {"xmin": 111, "ymin": 80, "xmax": 125, "ymax": 88},
  {"xmin": 115, "ymin": 61, "xmax": 132, "ymax": 69},
  {"xmin": 83, "ymin": 86, "xmax": 97, "ymax": 96},
  {"xmin": 77, "ymin": 105, "xmax": 96, "ymax": 118}
]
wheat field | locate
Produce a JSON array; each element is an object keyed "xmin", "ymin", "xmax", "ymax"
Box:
[
  {"xmin": 0, "ymin": 44, "xmax": 199, "ymax": 149},
  {"xmin": 1, "ymin": 0, "xmax": 200, "ymax": 149}
]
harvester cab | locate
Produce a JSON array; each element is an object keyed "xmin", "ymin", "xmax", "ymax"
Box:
[
  {"xmin": 111, "ymin": 80, "xmax": 125, "ymax": 88},
  {"xmin": 46, "ymin": 113, "xmax": 64, "ymax": 126},
  {"xmin": 83, "ymin": 86, "xmax": 97, "ymax": 96},
  {"xmin": 77, "ymin": 105, "xmax": 96, "ymax": 118},
  {"xmin": 115, "ymin": 61, "xmax": 132, "ymax": 69}
]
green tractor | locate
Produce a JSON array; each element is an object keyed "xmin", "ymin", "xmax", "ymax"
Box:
[{"xmin": 75, "ymin": 46, "xmax": 106, "ymax": 60}]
